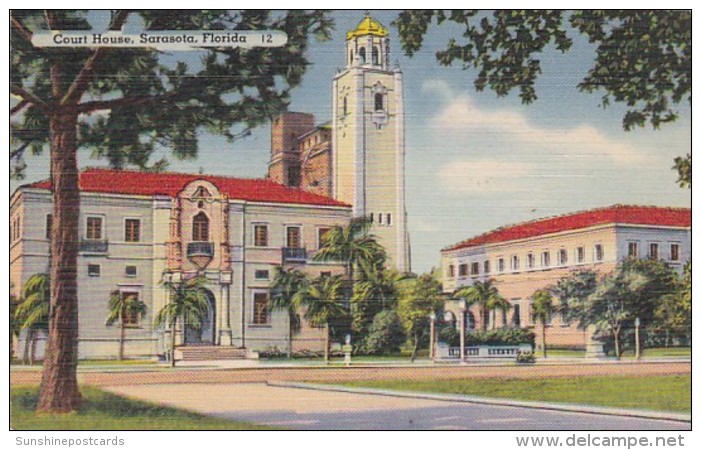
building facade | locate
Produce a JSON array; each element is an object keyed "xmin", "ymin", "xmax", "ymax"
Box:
[
  {"xmin": 268, "ymin": 15, "xmax": 411, "ymax": 272},
  {"xmin": 440, "ymin": 205, "xmax": 691, "ymax": 349},
  {"xmin": 10, "ymin": 169, "xmax": 352, "ymax": 359}
]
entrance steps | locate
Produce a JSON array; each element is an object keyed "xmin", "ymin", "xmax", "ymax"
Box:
[{"xmin": 175, "ymin": 346, "xmax": 250, "ymax": 361}]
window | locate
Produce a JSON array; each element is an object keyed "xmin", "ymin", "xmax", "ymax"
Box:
[
  {"xmin": 558, "ymin": 249, "xmax": 568, "ymax": 265},
  {"xmin": 317, "ymin": 227, "xmax": 331, "ymax": 248},
  {"xmin": 670, "ymin": 244, "xmax": 680, "ymax": 261},
  {"xmin": 541, "ymin": 251, "xmax": 551, "ymax": 268},
  {"xmin": 358, "ymin": 47, "xmax": 366, "ymax": 64},
  {"xmin": 458, "ymin": 264, "xmax": 468, "ymax": 277},
  {"xmin": 649, "ymin": 243, "xmax": 659, "ymax": 260},
  {"xmin": 320, "ymin": 271, "xmax": 332, "ymax": 278},
  {"xmin": 372, "ymin": 46, "xmax": 379, "ymax": 65},
  {"xmin": 526, "ymin": 253, "xmax": 535, "ymax": 269},
  {"xmin": 88, "ymin": 264, "xmax": 100, "ymax": 277},
  {"xmin": 125, "ymin": 265, "xmax": 137, "ymax": 277},
  {"xmin": 121, "ymin": 292, "xmax": 141, "ymax": 326},
  {"xmin": 512, "ymin": 302, "xmax": 521, "ymax": 327},
  {"xmin": 497, "ymin": 258, "xmax": 505, "ymax": 272},
  {"xmin": 369, "ymin": 213, "xmax": 374, "ymax": 223},
  {"xmin": 447, "ymin": 264, "xmax": 455, "ymax": 278},
  {"xmin": 45, "ymin": 214, "xmax": 52, "ymax": 240},
  {"xmin": 374, "ymin": 93, "xmax": 383, "ymax": 111},
  {"xmin": 511, "ymin": 255, "xmax": 520, "ymax": 271},
  {"xmin": 378, "ymin": 213, "xmax": 383, "ymax": 224},
  {"xmin": 594, "ymin": 244, "xmax": 604, "ymax": 262},
  {"xmin": 628, "ymin": 242, "xmax": 638, "ymax": 258},
  {"xmin": 254, "ymin": 270, "xmax": 269, "ymax": 280},
  {"xmin": 484, "ymin": 260, "xmax": 490, "ymax": 275},
  {"xmin": 86, "ymin": 217, "xmax": 103, "ymax": 240},
  {"xmin": 577, "ymin": 247, "xmax": 585, "ymax": 263},
  {"xmin": 192, "ymin": 212, "xmax": 209, "ymax": 241},
  {"xmin": 286, "ymin": 226, "xmax": 301, "ymax": 248},
  {"xmin": 124, "ymin": 219, "xmax": 141, "ymax": 242},
  {"xmin": 386, "ymin": 213, "xmax": 392, "ymax": 226},
  {"xmin": 343, "ymin": 96, "xmax": 348, "ymax": 116},
  {"xmin": 193, "ymin": 186, "xmax": 211, "ymax": 199},
  {"xmin": 254, "ymin": 225, "xmax": 269, "ymax": 247},
  {"xmin": 253, "ymin": 292, "xmax": 269, "ymax": 325},
  {"xmin": 470, "ymin": 262, "xmax": 480, "ymax": 276},
  {"xmin": 287, "ymin": 166, "xmax": 301, "ymax": 187},
  {"xmin": 349, "ymin": 50, "xmax": 354, "ymax": 65}
]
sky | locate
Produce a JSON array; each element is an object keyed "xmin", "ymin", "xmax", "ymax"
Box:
[{"xmin": 11, "ymin": 10, "xmax": 691, "ymax": 274}]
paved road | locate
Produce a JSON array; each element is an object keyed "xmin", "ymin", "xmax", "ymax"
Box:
[
  {"xmin": 11, "ymin": 361, "xmax": 690, "ymax": 387},
  {"xmin": 104, "ymin": 383, "xmax": 690, "ymax": 431}
]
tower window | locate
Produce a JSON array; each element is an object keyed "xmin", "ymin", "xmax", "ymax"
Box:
[
  {"xmin": 378, "ymin": 213, "xmax": 383, "ymax": 224},
  {"xmin": 374, "ymin": 93, "xmax": 384, "ymax": 112},
  {"xmin": 343, "ymin": 96, "xmax": 348, "ymax": 116},
  {"xmin": 359, "ymin": 47, "xmax": 366, "ymax": 64},
  {"xmin": 192, "ymin": 212, "xmax": 209, "ymax": 242},
  {"xmin": 372, "ymin": 46, "xmax": 379, "ymax": 65},
  {"xmin": 386, "ymin": 213, "xmax": 392, "ymax": 226},
  {"xmin": 349, "ymin": 50, "xmax": 353, "ymax": 65}
]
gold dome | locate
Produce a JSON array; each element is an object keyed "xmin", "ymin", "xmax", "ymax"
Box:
[{"xmin": 346, "ymin": 14, "xmax": 389, "ymax": 40}]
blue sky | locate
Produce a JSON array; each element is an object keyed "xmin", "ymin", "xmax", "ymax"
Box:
[{"xmin": 13, "ymin": 10, "xmax": 691, "ymax": 274}]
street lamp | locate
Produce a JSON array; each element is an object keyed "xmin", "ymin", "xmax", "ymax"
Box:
[
  {"xmin": 429, "ymin": 312, "xmax": 437, "ymax": 362},
  {"xmin": 634, "ymin": 317, "xmax": 641, "ymax": 360},
  {"xmin": 459, "ymin": 298, "xmax": 467, "ymax": 364}
]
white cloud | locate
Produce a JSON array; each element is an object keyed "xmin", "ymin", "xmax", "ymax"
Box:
[
  {"xmin": 438, "ymin": 159, "xmax": 536, "ymax": 193},
  {"xmin": 423, "ymin": 80, "xmax": 649, "ymax": 164}
]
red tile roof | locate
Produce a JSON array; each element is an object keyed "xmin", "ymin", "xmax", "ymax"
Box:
[
  {"xmin": 23, "ymin": 168, "xmax": 351, "ymax": 208},
  {"xmin": 444, "ymin": 205, "xmax": 691, "ymax": 252}
]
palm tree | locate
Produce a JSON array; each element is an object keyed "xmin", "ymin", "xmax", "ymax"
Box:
[
  {"xmin": 10, "ymin": 283, "xmax": 21, "ymax": 363},
  {"xmin": 270, "ymin": 267, "xmax": 308, "ymax": 358},
  {"xmin": 292, "ymin": 274, "xmax": 348, "ymax": 364},
  {"xmin": 155, "ymin": 275, "xmax": 211, "ymax": 367},
  {"xmin": 16, "ymin": 273, "xmax": 50, "ymax": 365},
  {"xmin": 488, "ymin": 295, "xmax": 512, "ymax": 330},
  {"xmin": 106, "ymin": 291, "xmax": 147, "ymax": 361},
  {"xmin": 313, "ymin": 216, "xmax": 386, "ymax": 287},
  {"xmin": 351, "ymin": 259, "xmax": 405, "ymax": 336},
  {"xmin": 454, "ymin": 279, "xmax": 505, "ymax": 331},
  {"xmin": 531, "ymin": 289, "xmax": 555, "ymax": 358}
]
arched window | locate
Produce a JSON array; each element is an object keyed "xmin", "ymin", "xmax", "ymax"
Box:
[
  {"xmin": 358, "ymin": 47, "xmax": 366, "ymax": 64},
  {"xmin": 343, "ymin": 96, "xmax": 348, "ymax": 116},
  {"xmin": 374, "ymin": 93, "xmax": 383, "ymax": 112},
  {"xmin": 349, "ymin": 50, "xmax": 353, "ymax": 65},
  {"xmin": 192, "ymin": 212, "xmax": 210, "ymax": 242},
  {"xmin": 372, "ymin": 46, "xmax": 379, "ymax": 65}
]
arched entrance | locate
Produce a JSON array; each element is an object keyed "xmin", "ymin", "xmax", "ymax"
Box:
[{"xmin": 184, "ymin": 289, "xmax": 216, "ymax": 345}]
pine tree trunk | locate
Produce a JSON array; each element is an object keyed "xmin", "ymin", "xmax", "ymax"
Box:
[
  {"xmin": 37, "ymin": 109, "xmax": 81, "ymax": 413},
  {"xmin": 613, "ymin": 328, "xmax": 621, "ymax": 360}
]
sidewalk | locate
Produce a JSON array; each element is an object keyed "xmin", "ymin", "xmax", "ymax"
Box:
[{"xmin": 268, "ymin": 381, "xmax": 692, "ymax": 423}]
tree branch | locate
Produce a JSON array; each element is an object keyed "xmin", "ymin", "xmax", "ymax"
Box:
[
  {"xmin": 10, "ymin": 141, "xmax": 32, "ymax": 161},
  {"xmin": 10, "ymin": 100, "xmax": 29, "ymax": 116},
  {"xmin": 77, "ymin": 90, "xmax": 182, "ymax": 113},
  {"xmin": 60, "ymin": 10, "xmax": 131, "ymax": 106},
  {"xmin": 10, "ymin": 84, "xmax": 49, "ymax": 109},
  {"xmin": 10, "ymin": 15, "xmax": 33, "ymax": 42}
]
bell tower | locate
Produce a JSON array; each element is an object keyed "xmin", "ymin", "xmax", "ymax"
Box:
[{"xmin": 332, "ymin": 14, "xmax": 411, "ymax": 272}]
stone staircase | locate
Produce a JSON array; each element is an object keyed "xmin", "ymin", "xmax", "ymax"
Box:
[{"xmin": 175, "ymin": 345, "xmax": 250, "ymax": 361}]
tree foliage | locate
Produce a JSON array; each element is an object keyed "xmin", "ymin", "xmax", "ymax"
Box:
[
  {"xmin": 361, "ymin": 310, "xmax": 406, "ymax": 355},
  {"xmin": 454, "ymin": 279, "xmax": 505, "ymax": 331},
  {"xmin": 397, "ymin": 274, "xmax": 445, "ymax": 360},
  {"xmin": 105, "ymin": 290, "xmax": 147, "ymax": 360},
  {"xmin": 11, "ymin": 10, "xmax": 334, "ymax": 174},
  {"xmin": 394, "ymin": 10, "xmax": 691, "ymax": 186}
]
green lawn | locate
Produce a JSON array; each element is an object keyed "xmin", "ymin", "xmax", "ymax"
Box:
[
  {"xmin": 11, "ymin": 387, "xmax": 276, "ymax": 430},
  {"xmin": 536, "ymin": 347, "xmax": 690, "ymax": 359},
  {"xmin": 338, "ymin": 374, "xmax": 690, "ymax": 413}
]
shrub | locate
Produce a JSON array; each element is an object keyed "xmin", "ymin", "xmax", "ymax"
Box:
[
  {"xmin": 516, "ymin": 350, "xmax": 536, "ymax": 364},
  {"xmin": 361, "ymin": 310, "xmax": 406, "ymax": 355},
  {"xmin": 465, "ymin": 328, "xmax": 535, "ymax": 348}
]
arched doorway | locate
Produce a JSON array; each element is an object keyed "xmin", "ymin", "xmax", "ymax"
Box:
[{"xmin": 184, "ymin": 289, "xmax": 216, "ymax": 345}]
